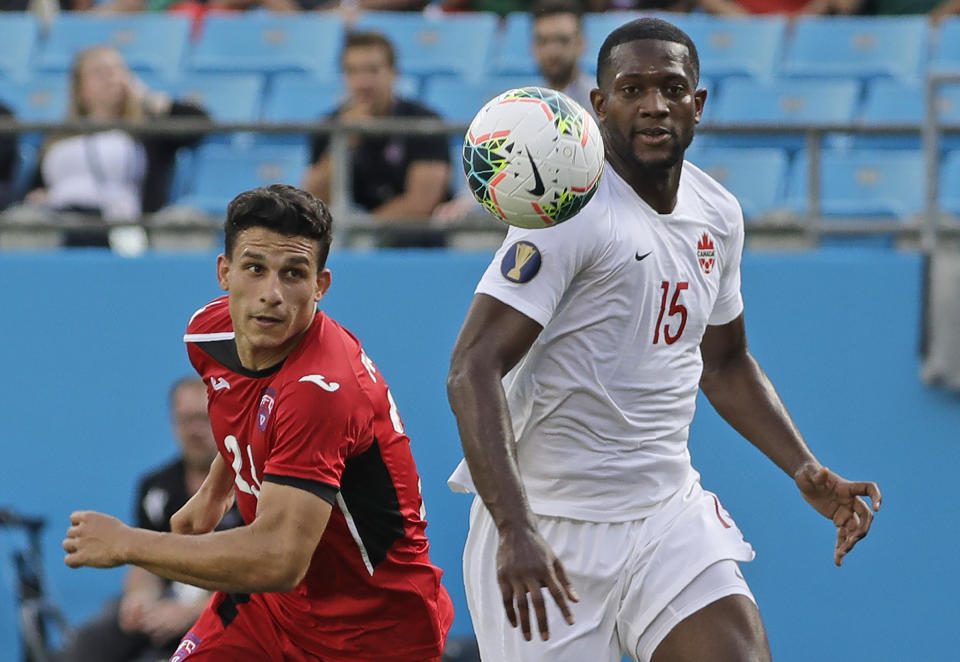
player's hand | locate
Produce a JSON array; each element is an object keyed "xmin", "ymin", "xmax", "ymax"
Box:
[
  {"xmin": 140, "ymin": 599, "xmax": 200, "ymax": 645},
  {"xmin": 170, "ymin": 489, "xmax": 231, "ymax": 536},
  {"xmin": 794, "ymin": 463, "xmax": 882, "ymax": 567},
  {"xmin": 63, "ymin": 511, "xmax": 129, "ymax": 569},
  {"xmin": 496, "ymin": 525, "xmax": 579, "ymax": 642}
]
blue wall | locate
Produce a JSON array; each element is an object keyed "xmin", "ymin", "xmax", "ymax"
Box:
[{"xmin": 1, "ymin": 249, "xmax": 957, "ymax": 660}]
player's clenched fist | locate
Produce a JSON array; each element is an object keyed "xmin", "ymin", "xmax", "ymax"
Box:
[{"xmin": 63, "ymin": 511, "xmax": 129, "ymax": 569}]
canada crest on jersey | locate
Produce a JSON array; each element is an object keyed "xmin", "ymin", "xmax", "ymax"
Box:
[
  {"xmin": 697, "ymin": 232, "xmax": 716, "ymax": 274},
  {"xmin": 258, "ymin": 388, "xmax": 277, "ymax": 432}
]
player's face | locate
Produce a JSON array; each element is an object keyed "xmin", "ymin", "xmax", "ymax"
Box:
[
  {"xmin": 342, "ymin": 45, "xmax": 396, "ymax": 116},
  {"xmin": 217, "ymin": 227, "xmax": 331, "ymax": 371},
  {"xmin": 532, "ymin": 14, "xmax": 584, "ymax": 87},
  {"xmin": 171, "ymin": 382, "xmax": 217, "ymax": 470},
  {"xmin": 592, "ymin": 40, "xmax": 705, "ymax": 172}
]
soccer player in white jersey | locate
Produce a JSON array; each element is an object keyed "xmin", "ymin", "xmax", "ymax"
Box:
[{"xmin": 446, "ymin": 17, "xmax": 882, "ymax": 662}]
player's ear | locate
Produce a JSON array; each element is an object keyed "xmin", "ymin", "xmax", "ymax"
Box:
[
  {"xmin": 693, "ymin": 87, "xmax": 707, "ymax": 124},
  {"xmin": 590, "ymin": 88, "xmax": 605, "ymax": 121},
  {"xmin": 315, "ymin": 268, "xmax": 332, "ymax": 303},
  {"xmin": 216, "ymin": 254, "xmax": 230, "ymax": 292}
]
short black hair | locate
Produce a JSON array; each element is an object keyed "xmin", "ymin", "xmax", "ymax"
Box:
[
  {"xmin": 168, "ymin": 376, "xmax": 205, "ymax": 414},
  {"xmin": 341, "ymin": 31, "xmax": 396, "ymax": 70},
  {"xmin": 532, "ymin": 0, "xmax": 583, "ymax": 22},
  {"xmin": 596, "ymin": 17, "xmax": 699, "ymax": 87},
  {"xmin": 224, "ymin": 184, "xmax": 334, "ymax": 272}
]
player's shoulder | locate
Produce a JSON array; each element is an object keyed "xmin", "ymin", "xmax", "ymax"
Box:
[
  {"xmin": 184, "ymin": 296, "xmax": 232, "ymax": 338},
  {"xmin": 681, "ymin": 159, "xmax": 744, "ymax": 227},
  {"xmin": 277, "ymin": 313, "xmax": 367, "ymax": 405}
]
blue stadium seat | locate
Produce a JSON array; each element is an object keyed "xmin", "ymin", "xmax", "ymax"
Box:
[
  {"xmin": 0, "ymin": 14, "xmax": 40, "ymax": 81},
  {"xmin": 855, "ymin": 79, "xmax": 960, "ymax": 150},
  {"xmin": 0, "ymin": 75, "xmax": 68, "ymax": 122},
  {"xmin": 353, "ymin": 12, "xmax": 498, "ymax": 80},
  {"xmin": 939, "ymin": 150, "xmax": 960, "ymax": 215},
  {"xmin": 689, "ymin": 148, "xmax": 789, "ymax": 219},
  {"xmin": 932, "ymin": 17, "xmax": 960, "ymax": 73},
  {"xmin": 705, "ymin": 77, "xmax": 860, "ymax": 151},
  {"xmin": 169, "ymin": 73, "xmax": 265, "ymax": 122},
  {"xmin": 786, "ymin": 149, "xmax": 925, "ymax": 218},
  {"xmin": 189, "ymin": 15, "xmax": 342, "ymax": 77},
  {"xmin": 36, "ymin": 14, "xmax": 191, "ymax": 79},
  {"xmin": 422, "ymin": 77, "xmax": 534, "ymax": 123},
  {"xmin": 261, "ymin": 72, "xmax": 422, "ymax": 122},
  {"xmin": 581, "ymin": 11, "xmax": 701, "ymax": 74},
  {"xmin": 686, "ymin": 17, "xmax": 786, "ymax": 81},
  {"xmin": 175, "ymin": 144, "xmax": 309, "ymax": 215},
  {"xmin": 780, "ymin": 16, "xmax": 929, "ymax": 81},
  {"xmin": 494, "ymin": 12, "xmax": 536, "ymax": 76}
]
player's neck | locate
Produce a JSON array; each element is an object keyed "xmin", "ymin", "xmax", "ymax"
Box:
[
  {"xmin": 235, "ymin": 321, "xmax": 313, "ymax": 372},
  {"xmin": 607, "ymin": 152, "xmax": 681, "ymax": 214}
]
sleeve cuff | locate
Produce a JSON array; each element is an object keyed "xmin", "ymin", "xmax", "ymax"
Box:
[{"xmin": 263, "ymin": 474, "xmax": 339, "ymax": 505}]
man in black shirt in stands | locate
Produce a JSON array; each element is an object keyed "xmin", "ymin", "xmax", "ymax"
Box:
[{"xmin": 302, "ymin": 31, "xmax": 451, "ymax": 247}]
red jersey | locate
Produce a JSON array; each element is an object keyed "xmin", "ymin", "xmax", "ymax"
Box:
[{"xmin": 184, "ymin": 297, "xmax": 453, "ymax": 661}]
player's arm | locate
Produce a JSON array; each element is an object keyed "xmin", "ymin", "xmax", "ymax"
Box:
[
  {"xmin": 700, "ymin": 314, "xmax": 882, "ymax": 565},
  {"xmin": 372, "ymin": 160, "xmax": 450, "ymax": 220},
  {"xmin": 169, "ymin": 454, "xmax": 236, "ymax": 535},
  {"xmin": 447, "ymin": 293, "xmax": 578, "ymax": 641},
  {"xmin": 64, "ymin": 480, "xmax": 331, "ymax": 593}
]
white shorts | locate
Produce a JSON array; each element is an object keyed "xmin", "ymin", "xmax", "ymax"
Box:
[{"xmin": 463, "ymin": 480, "xmax": 756, "ymax": 662}]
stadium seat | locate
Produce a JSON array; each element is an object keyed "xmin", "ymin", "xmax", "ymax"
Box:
[
  {"xmin": 189, "ymin": 15, "xmax": 342, "ymax": 77},
  {"xmin": 780, "ymin": 16, "xmax": 929, "ymax": 81},
  {"xmin": 0, "ymin": 13, "xmax": 40, "ymax": 81},
  {"xmin": 689, "ymin": 148, "xmax": 789, "ymax": 220},
  {"xmin": 169, "ymin": 73, "xmax": 265, "ymax": 123},
  {"xmin": 704, "ymin": 77, "xmax": 860, "ymax": 151},
  {"xmin": 352, "ymin": 12, "xmax": 498, "ymax": 80},
  {"xmin": 685, "ymin": 16, "xmax": 786, "ymax": 81},
  {"xmin": 786, "ymin": 149, "xmax": 925, "ymax": 219},
  {"xmin": 36, "ymin": 13, "xmax": 191, "ymax": 79},
  {"xmin": 938, "ymin": 150, "xmax": 960, "ymax": 216},
  {"xmin": 261, "ymin": 72, "xmax": 422, "ymax": 123},
  {"xmin": 423, "ymin": 77, "xmax": 539, "ymax": 123},
  {"xmin": 175, "ymin": 144, "xmax": 310, "ymax": 215},
  {"xmin": 581, "ymin": 11, "xmax": 701, "ymax": 73},
  {"xmin": 854, "ymin": 79, "xmax": 960, "ymax": 150},
  {"xmin": 931, "ymin": 17, "xmax": 960, "ymax": 73},
  {"xmin": 494, "ymin": 12, "xmax": 536, "ymax": 76},
  {"xmin": 0, "ymin": 75, "xmax": 68, "ymax": 123}
]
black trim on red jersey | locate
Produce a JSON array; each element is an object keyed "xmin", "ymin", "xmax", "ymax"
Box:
[
  {"xmin": 339, "ymin": 439, "xmax": 404, "ymax": 570},
  {"xmin": 216, "ymin": 593, "xmax": 250, "ymax": 628},
  {"xmin": 196, "ymin": 339, "xmax": 284, "ymax": 378},
  {"xmin": 263, "ymin": 474, "xmax": 338, "ymax": 506}
]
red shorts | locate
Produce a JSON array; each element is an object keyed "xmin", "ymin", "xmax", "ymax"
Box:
[{"xmin": 170, "ymin": 592, "xmax": 443, "ymax": 662}]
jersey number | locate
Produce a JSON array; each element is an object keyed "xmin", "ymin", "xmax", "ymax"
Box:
[
  {"xmin": 653, "ymin": 281, "xmax": 688, "ymax": 345},
  {"xmin": 225, "ymin": 435, "xmax": 262, "ymax": 500}
]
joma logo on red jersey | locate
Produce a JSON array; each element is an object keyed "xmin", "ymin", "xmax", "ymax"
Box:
[{"xmin": 697, "ymin": 233, "xmax": 716, "ymax": 274}]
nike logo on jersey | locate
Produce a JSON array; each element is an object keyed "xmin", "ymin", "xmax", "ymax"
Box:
[
  {"xmin": 210, "ymin": 377, "xmax": 231, "ymax": 391},
  {"xmin": 635, "ymin": 251, "xmax": 652, "ymax": 261},
  {"xmin": 299, "ymin": 374, "xmax": 340, "ymax": 392},
  {"xmin": 525, "ymin": 148, "xmax": 546, "ymax": 196}
]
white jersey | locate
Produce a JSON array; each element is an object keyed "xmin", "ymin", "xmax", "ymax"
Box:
[{"xmin": 448, "ymin": 161, "xmax": 745, "ymax": 522}]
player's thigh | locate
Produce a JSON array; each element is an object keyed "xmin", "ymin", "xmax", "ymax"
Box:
[
  {"xmin": 634, "ymin": 560, "xmax": 769, "ymax": 662},
  {"xmin": 170, "ymin": 592, "xmax": 282, "ymax": 662},
  {"xmin": 650, "ymin": 592, "xmax": 770, "ymax": 662},
  {"xmin": 463, "ymin": 497, "xmax": 624, "ymax": 662}
]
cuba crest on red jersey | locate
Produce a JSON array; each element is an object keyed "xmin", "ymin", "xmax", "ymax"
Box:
[{"xmin": 697, "ymin": 232, "xmax": 716, "ymax": 274}]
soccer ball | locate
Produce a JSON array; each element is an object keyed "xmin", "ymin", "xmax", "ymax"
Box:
[{"xmin": 462, "ymin": 86, "xmax": 604, "ymax": 230}]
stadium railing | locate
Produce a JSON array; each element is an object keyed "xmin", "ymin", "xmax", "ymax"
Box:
[{"xmin": 1, "ymin": 76, "xmax": 960, "ymax": 251}]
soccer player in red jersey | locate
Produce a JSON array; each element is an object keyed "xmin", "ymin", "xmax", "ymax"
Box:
[{"xmin": 63, "ymin": 184, "xmax": 454, "ymax": 661}]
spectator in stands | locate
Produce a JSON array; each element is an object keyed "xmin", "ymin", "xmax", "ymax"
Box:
[
  {"xmin": 24, "ymin": 46, "xmax": 208, "ymax": 247},
  {"xmin": 0, "ymin": 101, "xmax": 17, "ymax": 211},
  {"xmin": 302, "ymin": 31, "xmax": 450, "ymax": 247},
  {"xmin": 55, "ymin": 377, "xmax": 242, "ymax": 662},
  {"xmin": 433, "ymin": 0, "xmax": 594, "ymax": 222}
]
